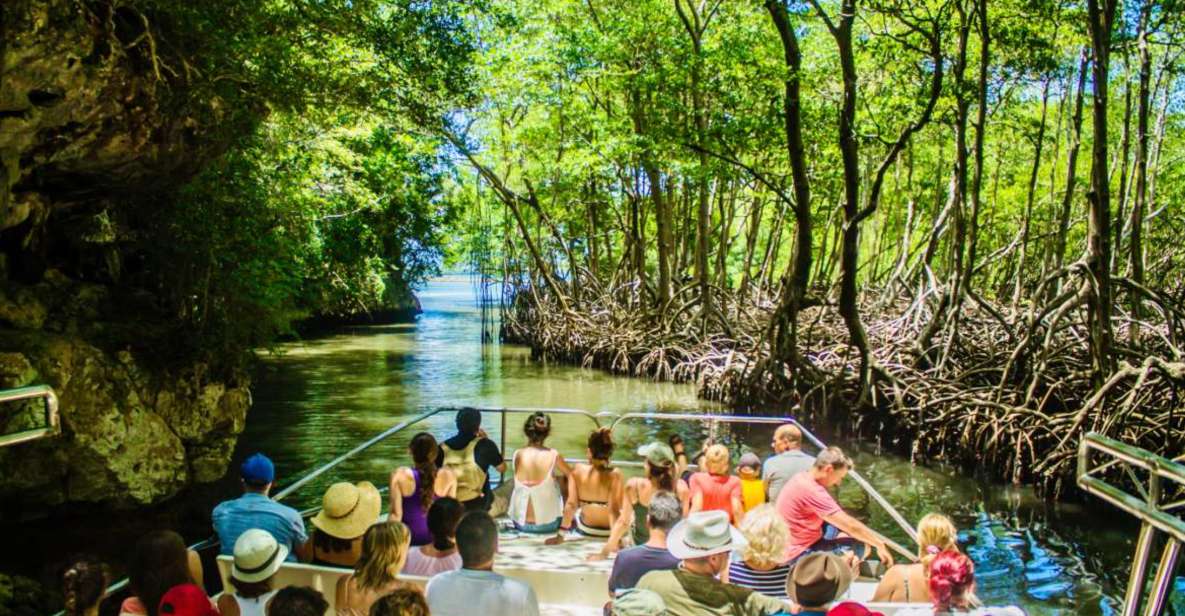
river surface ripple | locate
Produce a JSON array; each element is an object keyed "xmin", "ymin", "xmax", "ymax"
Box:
[{"xmin": 243, "ymin": 276, "xmax": 1164, "ymax": 615}]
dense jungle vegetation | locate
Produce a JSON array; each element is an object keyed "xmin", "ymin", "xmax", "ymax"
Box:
[{"xmin": 27, "ymin": 0, "xmax": 1184, "ymax": 488}]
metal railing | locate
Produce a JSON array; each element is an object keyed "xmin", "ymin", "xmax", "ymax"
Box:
[
  {"xmin": 1078, "ymin": 432, "xmax": 1185, "ymax": 616},
  {"xmin": 0, "ymin": 385, "xmax": 60, "ymax": 448}
]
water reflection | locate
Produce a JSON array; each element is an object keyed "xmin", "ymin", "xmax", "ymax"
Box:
[{"xmin": 244, "ymin": 276, "xmax": 1133, "ymax": 615}]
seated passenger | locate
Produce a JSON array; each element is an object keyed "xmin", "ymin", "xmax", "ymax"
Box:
[
  {"xmin": 895, "ymin": 550, "xmax": 1026, "ymax": 616},
  {"xmin": 737, "ymin": 453, "xmax": 766, "ymax": 512},
  {"xmin": 217, "ymin": 529, "xmax": 286, "ymax": 616},
  {"xmin": 786, "ymin": 552, "xmax": 858, "ymax": 616},
  {"xmin": 213, "ymin": 453, "xmax": 308, "ymax": 562},
  {"xmin": 826, "ymin": 603, "xmax": 886, "ymax": 616},
  {"xmin": 389, "ymin": 432, "xmax": 457, "ymax": 546},
  {"xmin": 776, "ymin": 447, "xmax": 893, "ymax": 567},
  {"xmin": 611, "ymin": 588, "xmax": 667, "ymax": 616},
  {"xmin": 689, "ymin": 444, "xmax": 744, "ymax": 524},
  {"xmin": 606, "ymin": 491, "xmax": 682, "ymax": 596},
  {"xmin": 637, "ymin": 510, "xmax": 789, "ymax": 616},
  {"xmin": 725, "ymin": 504, "xmax": 792, "ymax": 599},
  {"xmin": 61, "ymin": 556, "xmax": 108, "ymax": 616},
  {"xmin": 335, "ymin": 522, "xmax": 414, "ymax": 616},
  {"xmin": 561, "ymin": 428, "xmax": 624, "ymax": 538},
  {"xmin": 426, "ymin": 511, "xmax": 540, "ymax": 616},
  {"xmin": 872, "ymin": 513, "xmax": 959, "ymax": 604},
  {"xmin": 120, "ymin": 531, "xmax": 206, "ymax": 616},
  {"xmin": 763, "ymin": 424, "xmax": 815, "ymax": 503},
  {"xmin": 368, "ymin": 588, "xmax": 430, "ymax": 616},
  {"xmin": 310, "ymin": 481, "xmax": 381, "ymax": 567},
  {"xmin": 597, "ymin": 442, "xmax": 690, "ymax": 558},
  {"xmin": 267, "ymin": 587, "xmax": 328, "ymax": 616},
  {"xmin": 156, "ymin": 583, "xmax": 219, "ymax": 616},
  {"xmin": 402, "ymin": 497, "xmax": 464, "ymax": 577},
  {"xmin": 507, "ymin": 412, "xmax": 573, "ymax": 536},
  {"xmin": 437, "ymin": 408, "xmax": 506, "ymax": 512}
]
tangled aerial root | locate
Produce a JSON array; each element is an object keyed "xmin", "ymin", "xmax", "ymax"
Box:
[{"xmin": 502, "ymin": 274, "xmax": 1185, "ymax": 495}]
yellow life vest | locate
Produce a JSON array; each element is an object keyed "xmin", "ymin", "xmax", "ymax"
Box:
[{"xmin": 442, "ymin": 439, "xmax": 486, "ymax": 502}]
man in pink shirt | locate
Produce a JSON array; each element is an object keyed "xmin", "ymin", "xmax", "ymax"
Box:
[{"xmin": 775, "ymin": 447, "xmax": 894, "ymax": 567}]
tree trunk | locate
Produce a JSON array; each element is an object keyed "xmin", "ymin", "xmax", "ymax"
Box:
[
  {"xmin": 1052, "ymin": 49, "xmax": 1088, "ymax": 278},
  {"xmin": 1129, "ymin": 0, "xmax": 1152, "ymax": 345},
  {"xmin": 1085, "ymin": 0, "xmax": 1118, "ymax": 383},
  {"xmin": 1012, "ymin": 76, "xmax": 1050, "ymax": 306}
]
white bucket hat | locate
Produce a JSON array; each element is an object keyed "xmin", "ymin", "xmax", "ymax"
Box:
[
  {"xmin": 666, "ymin": 510, "xmax": 747, "ymax": 560},
  {"xmin": 232, "ymin": 529, "xmax": 288, "ymax": 583}
]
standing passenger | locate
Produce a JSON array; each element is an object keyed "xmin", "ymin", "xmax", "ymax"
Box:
[
  {"xmin": 213, "ymin": 453, "xmax": 308, "ymax": 562},
  {"xmin": 762, "ymin": 425, "xmax": 815, "ymax": 504},
  {"xmin": 389, "ymin": 432, "xmax": 458, "ymax": 546},
  {"xmin": 737, "ymin": 453, "xmax": 766, "ymax": 512},
  {"xmin": 437, "ymin": 409, "xmax": 506, "ymax": 512},
  {"xmin": 310, "ymin": 481, "xmax": 382, "ymax": 567},
  {"xmin": 689, "ymin": 444, "xmax": 745, "ymax": 524},
  {"xmin": 508, "ymin": 412, "xmax": 574, "ymax": 537},
  {"xmin": 595, "ymin": 442, "xmax": 690, "ymax": 559},
  {"xmin": 426, "ymin": 511, "xmax": 540, "ymax": 616},
  {"xmin": 561, "ymin": 428, "xmax": 624, "ymax": 538}
]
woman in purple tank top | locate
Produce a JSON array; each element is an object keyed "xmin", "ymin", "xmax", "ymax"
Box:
[{"xmin": 389, "ymin": 433, "xmax": 457, "ymax": 545}]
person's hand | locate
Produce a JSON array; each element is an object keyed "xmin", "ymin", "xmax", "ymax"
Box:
[
  {"xmin": 876, "ymin": 543, "xmax": 895, "ymax": 569},
  {"xmin": 477, "ymin": 428, "xmax": 489, "ymax": 440},
  {"xmin": 842, "ymin": 552, "xmax": 861, "ymax": 575},
  {"xmin": 588, "ymin": 548, "xmax": 613, "ymax": 562}
]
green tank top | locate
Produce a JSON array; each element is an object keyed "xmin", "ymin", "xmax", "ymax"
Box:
[{"xmin": 632, "ymin": 501, "xmax": 649, "ymax": 546}]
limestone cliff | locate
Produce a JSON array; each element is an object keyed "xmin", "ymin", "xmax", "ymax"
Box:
[{"xmin": 0, "ymin": 0, "xmax": 253, "ymax": 512}]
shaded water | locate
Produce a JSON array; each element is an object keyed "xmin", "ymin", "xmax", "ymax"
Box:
[{"xmin": 242, "ymin": 276, "xmax": 1143, "ymax": 615}]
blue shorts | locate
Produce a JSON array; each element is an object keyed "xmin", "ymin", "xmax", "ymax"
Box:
[{"xmin": 515, "ymin": 518, "xmax": 561, "ymax": 534}]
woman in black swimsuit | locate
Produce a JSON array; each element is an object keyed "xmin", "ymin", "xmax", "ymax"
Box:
[{"xmin": 560, "ymin": 428, "xmax": 624, "ymax": 538}]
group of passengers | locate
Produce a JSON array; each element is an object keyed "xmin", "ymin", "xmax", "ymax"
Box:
[{"xmin": 59, "ymin": 409, "xmax": 1023, "ymax": 616}]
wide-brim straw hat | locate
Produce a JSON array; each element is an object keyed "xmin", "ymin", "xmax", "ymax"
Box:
[
  {"xmin": 311, "ymin": 480, "xmax": 382, "ymax": 540},
  {"xmin": 231, "ymin": 529, "xmax": 289, "ymax": 584},
  {"xmin": 666, "ymin": 510, "xmax": 747, "ymax": 560},
  {"xmin": 787, "ymin": 552, "xmax": 853, "ymax": 608}
]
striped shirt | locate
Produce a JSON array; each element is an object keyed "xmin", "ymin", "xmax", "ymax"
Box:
[{"xmin": 727, "ymin": 560, "xmax": 792, "ymax": 599}]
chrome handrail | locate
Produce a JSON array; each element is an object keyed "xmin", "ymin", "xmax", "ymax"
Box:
[
  {"xmin": 1078, "ymin": 432, "xmax": 1185, "ymax": 616},
  {"xmin": 612, "ymin": 412, "xmax": 920, "ymax": 563},
  {"xmin": 0, "ymin": 385, "xmax": 60, "ymax": 448}
]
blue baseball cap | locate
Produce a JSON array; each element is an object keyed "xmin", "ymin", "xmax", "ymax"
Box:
[{"xmin": 240, "ymin": 453, "xmax": 275, "ymax": 485}]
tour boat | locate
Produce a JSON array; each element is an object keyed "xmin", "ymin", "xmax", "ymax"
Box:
[{"xmin": 8, "ymin": 388, "xmax": 1180, "ymax": 615}]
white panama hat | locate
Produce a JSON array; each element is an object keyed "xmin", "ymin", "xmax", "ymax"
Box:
[
  {"xmin": 232, "ymin": 528, "xmax": 289, "ymax": 583},
  {"xmin": 666, "ymin": 510, "xmax": 748, "ymax": 560}
]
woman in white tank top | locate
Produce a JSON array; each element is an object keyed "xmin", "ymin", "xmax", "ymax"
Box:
[
  {"xmin": 508, "ymin": 412, "xmax": 573, "ymax": 540},
  {"xmin": 217, "ymin": 529, "xmax": 288, "ymax": 616}
]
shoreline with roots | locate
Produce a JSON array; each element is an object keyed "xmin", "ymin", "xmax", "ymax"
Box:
[{"xmin": 499, "ymin": 273, "xmax": 1185, "ymax": 496}]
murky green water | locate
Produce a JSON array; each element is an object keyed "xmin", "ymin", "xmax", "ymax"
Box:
[{"xmin": 241, "ymin": 276, "xmax": 1146, "ymax": 615}]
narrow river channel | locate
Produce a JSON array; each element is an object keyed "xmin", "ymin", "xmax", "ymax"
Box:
[{"xmin": 239, "ymin": 275, "xmax": 1164, "ymax": 615}]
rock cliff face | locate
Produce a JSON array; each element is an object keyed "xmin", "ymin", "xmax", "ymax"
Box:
[{"xmin": 0, "ymin": 0, "xmax": 252, "ymax": 512}]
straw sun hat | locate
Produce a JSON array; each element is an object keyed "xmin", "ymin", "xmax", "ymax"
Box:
[
  {"xmin": 231, "ymin": 529, "xmax": 288, "ymax": 584},
  {"xmin": 311, "ymin": 481, "xmax": 382, "ymax": 540},
  {"xmin": 666, "ymin": 510, "xmax": 748, "ymax": 560}
]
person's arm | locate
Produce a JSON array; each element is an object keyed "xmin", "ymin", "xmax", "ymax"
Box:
[
  {"xmin": 185, "ymin": 549, "xmax": 204, "ymax": 587},
  {"xmin": 822, "ymin": 509, "xmax": 895, "ymax": 568},
  {"xmin": 608, "ymin": 469, "xmax": 625, "ymax": 529},
  {"xmin": 745, "ymin": 589, "xmax": 795, "ymax": 616},
  {"xmin": 290, "ymin": 510, "xmax": 312, "ymax": 562},
  {"xmin": 561, "ymin": 468, "xmax": 580, "ymax": 530},
  {"xmin": 438, "ymin": 466, "xmax": 458, "ymax": 499},
  {"xmin": 388, "ymin": 467, "xmax": 412, "ymax": 522},
  {"xmin": 216, "ymin": 594, "xmax": 239, "ymax": 616},
  {"xmin": 730, "ymin": 477, "xmax": 745, "ymax": 524},
  {"xmin": 554, "ymin": 449, "xmax": 575, "ymax": 477},
  {"xmin": 594, "ymin": 481, "xmax": 635, "ymax": 559},
  {"xmin": 677, "ymin": 479, "xmax": 691, "ymax": 516},
  {"xmin": 293, "ymin": 537, "xmax": 314, "ymax": 563},
  {"xmin": 335, "ymin": 575, "xmax": 349, "ymax": 611}
]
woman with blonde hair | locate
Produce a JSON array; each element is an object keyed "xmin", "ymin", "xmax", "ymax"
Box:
[
  {"xmin": 721, "ymin": 504, "xmax": 793, "ymax": 599},
  {"xmin": 335, "ymin": 521, "xmax": 413, "ymax": 616},
  {"xmin": 688, "ymin": 444, "xmax": 744, "ymax": 524},
  {"xmin": 872, "ymin": 512, "xmax": 959, "ymax": 603}
]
